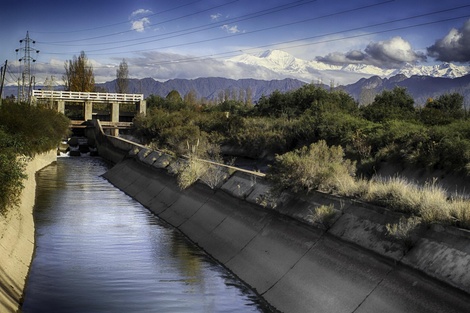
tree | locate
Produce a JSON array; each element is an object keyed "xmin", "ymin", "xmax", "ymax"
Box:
[
  {"xmin": 361, "ymin": 87, "xmax": 415, "ymax": 122},
  {"xmin": 421, "ymin": 93, "xmax": 465, "ymax": 125},
  {"xmin": 165, "ymin": 90, "xmax": 183, "ymax": 110},
  {"xmin": 146, "ymin": 94, "xmax": 166, "ymax": 109},
  {"xmin": 166, "ymin": 90, "xmax": 182, "ymax": 102},
  {"xmin": 63, "ymin": 51, "xmax": 95, "ymax": 92},
  {"xmin": 116, "ymin": 59, "xmax": 129, "ymax": 94}
]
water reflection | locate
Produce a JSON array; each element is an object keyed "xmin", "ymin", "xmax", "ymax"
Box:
[{"xmin": 22, "ymin": 157, "xmax": 271, "ymax": 312}]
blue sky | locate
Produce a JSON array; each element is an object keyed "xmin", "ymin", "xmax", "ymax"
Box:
[{"xmin": 1, "ymin": 0, "xmax": 470, "ymax": 84}]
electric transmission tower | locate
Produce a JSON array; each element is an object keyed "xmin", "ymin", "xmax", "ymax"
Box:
[{"xmin": 15, "ymin": 31, "xmax": 39, "ymax": 104}]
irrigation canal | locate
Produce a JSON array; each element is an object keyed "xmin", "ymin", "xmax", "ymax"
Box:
[{"xmin": 21, "ymin": 156, "xmax": 273, "ymax": 312}]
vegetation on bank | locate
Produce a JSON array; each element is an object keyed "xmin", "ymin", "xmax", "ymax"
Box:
[
  {"xmin": 134, "ymin": 85, "xmax": 470, "ymax": 177},
  {"xmin": 132, "ymin": 84, "xmax": 470, "ymax": 229},
  {"xmin": 0, "ymin": 100, "xmax": 70, "ymax": 216}
]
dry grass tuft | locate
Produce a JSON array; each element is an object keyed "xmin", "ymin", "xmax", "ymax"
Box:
[
  {"xmin": 337, "ymin": 174, "xmax": 468, "ymax": 228},
  {"xmin": 386, "ymin": 216, "xmax": 421, "ymax": 247},
  {"xmin": 309, "ymin": 204, "xmax": 337, "ymax": 228},
  {"xmin": 449, "ymin": 198, "xmax": 470, "ymax": 229}
]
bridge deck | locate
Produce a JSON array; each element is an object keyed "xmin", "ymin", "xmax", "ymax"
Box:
[{"xmin": 32, "ymin": 90, "xmax": 144, "ymax": 102}]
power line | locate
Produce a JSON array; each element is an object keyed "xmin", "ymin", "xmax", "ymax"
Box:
[
  {"xmin": 75, "ymin": 4, "xmax": 470, "ymax": 56},
  {"xmin": 5, "ymin": 65, "xmax": 19, "ymax": 84},
  {"xmin": 38, "ymin": 0, "xmax": 241, "ymax": 44},
  {"xmin": 35, "ymin": 10, "xmax": 469, "ymax": 72},
  {"xmin": 19, "ymin": 2, "xmax": 470, "ymax": 83},
  {"xmin": 38, "ymin": 2, "xmax": 468, "ymax": 57},
  {"xmin": 97, "ymin": 14, "xmax": 469, "ymax": 68},
  {"xmin": 41, "ymin": 0, "xmax": 318, "ymax": 47},
  {"xmin": 252, "ymin": 14, "xmax": 470, "ymax": 55},
  {"xmin": 31, "ymin": 0, "xmax": 203, "ymax": 34}
]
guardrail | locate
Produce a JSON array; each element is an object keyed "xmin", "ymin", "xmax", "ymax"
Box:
[
  {"xmin": 70, "ymin": 120, "xmax": 133, "ymax": 129},
  {"xmin": 32, "ymin": 90, "xmax": 144, "ymax": 102}
]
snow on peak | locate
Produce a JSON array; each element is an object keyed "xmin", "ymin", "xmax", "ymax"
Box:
[
  {"xmin": 228, "ymin": 49, "xmax": 470, "ymax": 85},
  {"xmin": 256, "ymin": 50, "xmax": 300, "ymax": 70}
]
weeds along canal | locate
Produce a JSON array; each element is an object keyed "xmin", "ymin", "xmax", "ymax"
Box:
[{"xmin": 21, "ymin": 156, "xmax": 273, "ymax": 312}]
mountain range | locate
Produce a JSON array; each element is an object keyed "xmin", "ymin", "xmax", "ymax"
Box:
[
  {"xmin": 5, "ymin": 74, "xmax": 468, "ymax": 108},
  {"xmin": 340, "ymin": 74, "xmax": 470, "ymax": 106},
  {"xmin": 99, "ymin": 50, "xmax": 470, "ymax": 106},
  {"xmin": 3, "ymin": 49, "xmax": 469, "ymax": 106},
  {"xmin": 229, "ymin": 50, "xmax": 470, "ymax": 84},
  {"xmin": 95, "ymin": 50, "xmax": 470, "ymax": 105},
  {"xmin": 103, "ymin": 74, "xmax": 469, "ymax": 107}
]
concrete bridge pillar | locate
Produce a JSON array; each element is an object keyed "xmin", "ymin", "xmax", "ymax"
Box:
[
  {"xmin": 84, "ymin": 100, "xmax": 93, "ymax": 121},
  {"xmin": 111, "ymin": 102, "xmax": 120, "ymax": 123},
  {"xmin": 110, "ymin": 102, "xmax": 120, "ymax": 137},
  {"xmin": 57, "ymin": 100, "xmax": 65, "ymax": 114},
  {"xmin": 138, "ymin": 100, "xmax": 146, "ymax": 116}
]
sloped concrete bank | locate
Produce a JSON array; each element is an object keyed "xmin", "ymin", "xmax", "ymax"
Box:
[
  {"xmin": 0, "ymin": 150, "xmax": 57, "ymax": 313},
  {"xmin": 88, "ymin": 121, "xmax": 470, "ymax": 312}
]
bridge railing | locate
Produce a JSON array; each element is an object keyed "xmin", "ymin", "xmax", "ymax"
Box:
[{"xmin": 32, "ymin": 90, "xmax": 144, "ymax": 102}]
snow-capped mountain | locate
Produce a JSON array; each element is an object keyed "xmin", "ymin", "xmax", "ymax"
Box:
[
  {"xmin": 395, "ymin": 62, "xmax": 470, "ymax": 78},
  {"xmin": 229, "ymin": 50, "xmax": 470, "ymax": 84}
]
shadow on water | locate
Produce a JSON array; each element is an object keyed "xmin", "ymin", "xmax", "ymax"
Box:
[{"xmin": 21, "ymin": 156, "xmax": 275, "ymax": 312}]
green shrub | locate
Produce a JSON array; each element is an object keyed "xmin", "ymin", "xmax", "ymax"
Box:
[
  {"xmin": 361, "ymin": 87, "xmax": 416, "ymax": 122},
  {"xmin": 0, "ymin": 102, "xmax": 70, "ymax": 155},
  {"xmin": 267, "ymin": 140, "xmax": 356, "ymax": 194},
  {"xmin": 0, "ymin": 101, "xmax": 69, "ymax": 215},
  {"xmin": 256, "ymin": 84, "xmax": 358, "ymax": 118},
  {"xmin": 0, "ymin": 151, "xmax": 27, "ymax": 216},
  {"xmin": 421, "ymin": 93, "xmax": 465, "ymax": 126},
  {"xmin": 229, "ymin": 117, "xmax": 295, "ymax": 157}
]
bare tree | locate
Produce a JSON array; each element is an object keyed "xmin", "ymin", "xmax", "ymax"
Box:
[
  {"xmin": 63, "ymin": 51, "xmax": 95, "ymax": 92},
  {"xmin": 184, "ymin": 88, "xmax": 198, "ymax": 106},
  {"xmin": 245, "ymin": 87, "xmax": 253, "ymax": 106},
  {"xmin": 116, "ymin": 59, "xmax": 129, "ymax": 94}
]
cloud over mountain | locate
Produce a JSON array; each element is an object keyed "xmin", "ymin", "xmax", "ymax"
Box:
[
  {"xmin": 10, "ymin": 49, "xmax": 469, "ymax": 89},
  {"xmin": 427, "ymin": 18, "xmax": 470, "ymax": 63},
  {"xmin": 316, "ymin": 36, "xmax": 426, "ymax": 68}
]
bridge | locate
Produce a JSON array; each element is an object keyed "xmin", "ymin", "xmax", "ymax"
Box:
[{"xmin": 32, "ymin": 90, "xmax": 146, "ymax": 135}]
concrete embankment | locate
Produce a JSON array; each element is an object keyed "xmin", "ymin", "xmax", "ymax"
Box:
[
  {"xmin": 88, "ymin": 120, "xmax": 470, "ymax": 312},
  {"xmin": 0, "ymin": 150, "xmax": 56, "ymax": 313}
]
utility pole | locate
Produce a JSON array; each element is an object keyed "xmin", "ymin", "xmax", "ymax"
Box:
[
  {"xmin": 0, "ymin": 60, "xmax": 7, "ymax": 106},
  {"xmin": 15, "ymin": 31, "xmax": 39, "ymax": 104}
]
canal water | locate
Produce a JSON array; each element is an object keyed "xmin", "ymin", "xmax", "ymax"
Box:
[{"xmin": 21, "ymin": 156, "xmax": 272, "ymax": 312}]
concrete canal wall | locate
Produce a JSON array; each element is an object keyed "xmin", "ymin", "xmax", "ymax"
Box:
[
  {"xmin": 89, "ymin": 120, "xmax": 470, "ymax": 313},
  {"xmin": 0, "ymin": 150, "xmax": 57, "ymax": 313}
]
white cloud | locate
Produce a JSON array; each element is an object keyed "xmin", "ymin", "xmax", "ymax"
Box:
[
  {"xmin": 316, "ymin": 36, "xmax": 426, "ymax": 68},
  {"xmin": 211, "ymin": 13, "xmax": 222, "ymax": 21},
  {"xmin": 130, "ymin": 9, "xmax": 153, "ymax": 18},
  {"xmin": 129, "ymin": 9, "xmax": 153, "ymax": 32},
  {"xmin": 221, "ymin": 24, "xmax": 240, "ymax": 34},
  {"xmin": 131, "ymin": 17, "xmax": 150, "ymax": 32}
]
